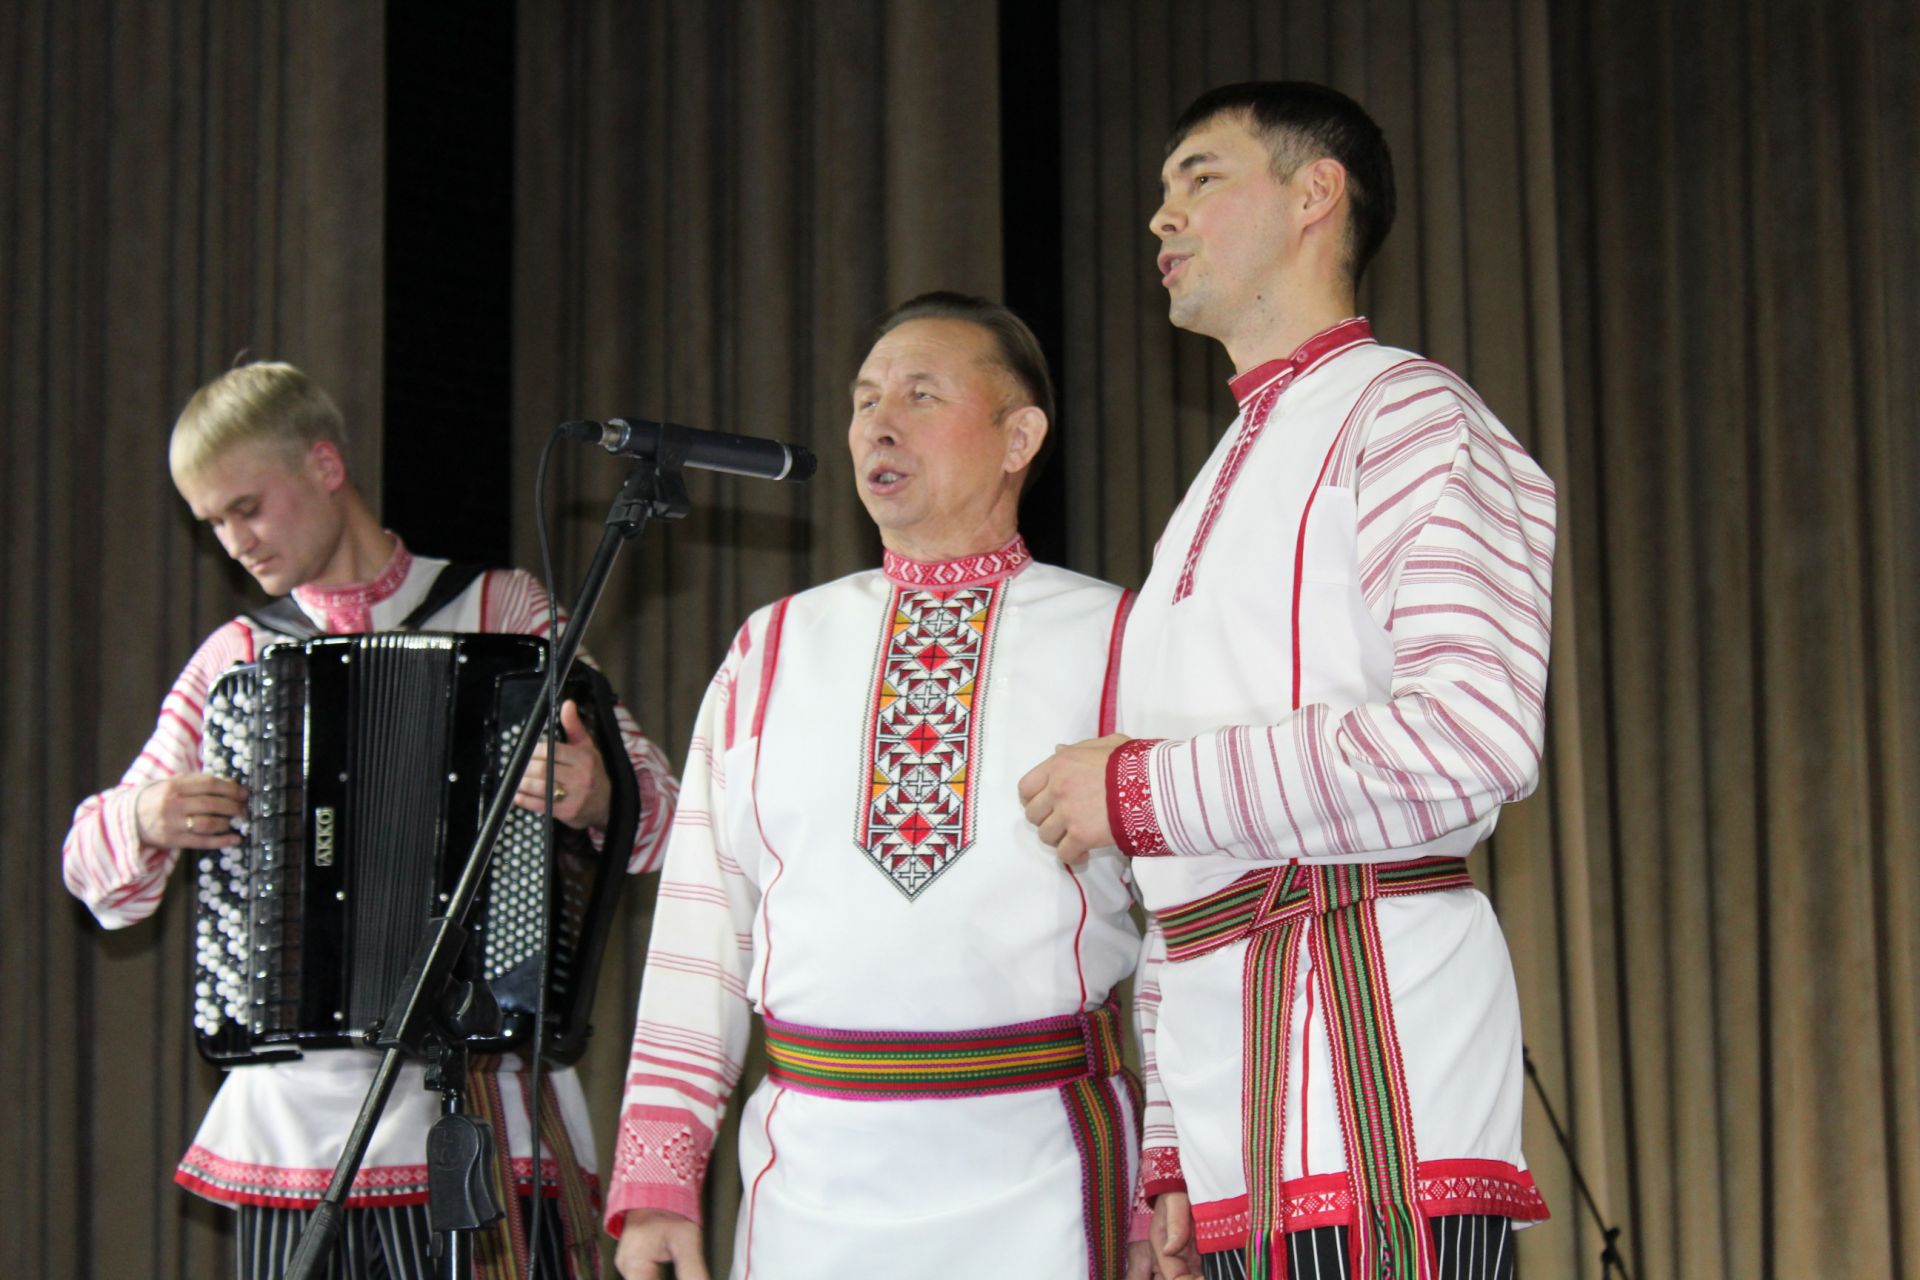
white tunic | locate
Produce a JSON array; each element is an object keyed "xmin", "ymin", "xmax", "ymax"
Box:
[
  {"xmin": 62, "ymin": 545, "xmax": 678, "ymax": 1208},
  {"xmin": 606, "ymin": 541, "xmax": 1141, "ymax": 1278},
  {"xmin": 1113, "ymin": 320, "xmax": 1555, "ymax": 1250}
]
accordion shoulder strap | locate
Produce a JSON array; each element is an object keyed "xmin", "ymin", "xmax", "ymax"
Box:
[
  {"xmin": 397, "ymin": 562, "xmax": 489, "ymax": 629},
  {"xmin": 243, "ymin": 562, "xmax": 491, "ymax": 639}
]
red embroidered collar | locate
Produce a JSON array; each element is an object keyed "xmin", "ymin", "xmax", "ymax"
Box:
[
  {"xmin": 882, "ymin": 535, "xmax": 1032, "ymax": 588},
  {"xmin": 1228, "ymin": 317, "xmax": 1375, "ymax": 408},
  {"xmin": 293, "ymin": 536, "xmax": 413, "ymax": 630}
]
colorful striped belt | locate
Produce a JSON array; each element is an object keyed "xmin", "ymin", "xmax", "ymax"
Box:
[
  {"xmin": 1157, "ymin": 856, "xmax": 1473, "ymax": 963},
  {"xmin": 761, "ymin": 1001, "xmax": 1137, "ymax": 1280},
  {"xmin": 1154, "ymin": 857, "xmax": 1473, "ymax": 1280},
  {"xmin": 763, "ymin": 999, "xmax": 1126, "ymax": 1100}
]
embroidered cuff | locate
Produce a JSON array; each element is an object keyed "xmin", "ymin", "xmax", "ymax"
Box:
[
  {"xmin": 1142, "ymin": 1145, "xmax": 1187, "ymax": 1199},
  {"xmin": 605, "ymin": 1104, "xmax": 714, "ymax": 1237},
  {"xmin": 1107, "ymin": 738, "xmax": 1171, "ymax": 857}
]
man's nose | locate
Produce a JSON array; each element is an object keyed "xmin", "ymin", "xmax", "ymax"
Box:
[
  {"xmin": 861, "ymin": 406, "xmax": 900, "ymax": 447},
  {"xmin": 1150, "ymin": 196, "xmax": 1183, "ymax": 239}
]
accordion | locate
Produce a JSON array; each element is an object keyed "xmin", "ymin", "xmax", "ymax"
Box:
[{"xmin": 193, "ymin": 632, "xmax": 639, "ymax": 1067}]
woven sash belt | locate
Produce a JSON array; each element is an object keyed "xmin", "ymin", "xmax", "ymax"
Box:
[
  {"xmin": 1155, "ymin": 857, "xmax": 1474, "ymax": 1280},
  {"xmin": 764, "ymin": 1001, "xmax": 1141, "ymax": 1280},
  {"xmin": 464, "ymin": 1059, "xmax": 600, "ymax": 1280}
]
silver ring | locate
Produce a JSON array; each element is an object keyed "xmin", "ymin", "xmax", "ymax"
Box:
[{"xmin": 185, "ymin": 814, "xmax": 197, "ymax": 834}]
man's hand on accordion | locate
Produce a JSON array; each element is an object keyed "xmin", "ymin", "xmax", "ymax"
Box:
[
  {"xmin": 135, "ymin": 772, "xmax": 248, "ymax": 849},
  {"xmin": 513, "ymin": 698, "xmax": 612, "ymax": 831}
]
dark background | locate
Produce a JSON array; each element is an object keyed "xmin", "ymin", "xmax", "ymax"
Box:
[{"xmin": 4, "ymin": 1, "xmax": 1914, "ymax": 1276}]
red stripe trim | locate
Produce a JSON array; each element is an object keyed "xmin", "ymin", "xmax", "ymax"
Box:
[
  {"xmin": 749, "ymin": 597, "xmax": 792, "ymax": 1017},
  {"xmin": 740, "ymin": 1088, "xmax": 786, "ymax": 1280},
  {"xmin": 1290, "ymin": 429, "xmax": 1348, "ymax": 710},
  {"xmin": 160, "ymin": 707, "xmax": 204, "ymax": 745},
  {"xmin": 1069, "ymin": 867, "xmax": 1091, "ymax": 1010},
  {"xmin": 752, "ymin": 598, "xmax": 790, "ymax": 740},
  {"xmin": 1098, "ymin": 589, "xmax": 1137, "ymax": 737}
]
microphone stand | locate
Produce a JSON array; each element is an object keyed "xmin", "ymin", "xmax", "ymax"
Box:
[
  {"xmin": 287, "ymin": 455, "xmax": 691, "ymax": 1280},
  {"xmin": 1524, "ymin": 1046, "xmax": 1633, "ymax": 1279}
]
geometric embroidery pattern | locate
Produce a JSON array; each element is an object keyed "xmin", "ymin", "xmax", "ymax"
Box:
[
  {"xmin": 855, "ymin": 582, "xmax": 1002, "ymax": 898},
  {"xmin": 1174, "ymin": 317, "xmax": 1374, "ymax": 604},
  {"xmin": 1174, "ymin": 381, "xmax": 1284, "ymax": 603}
]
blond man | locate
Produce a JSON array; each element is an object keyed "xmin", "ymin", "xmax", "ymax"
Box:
[{"xmin": 63, "ymin": 362, "xmax": 678, "ymax": 1279}]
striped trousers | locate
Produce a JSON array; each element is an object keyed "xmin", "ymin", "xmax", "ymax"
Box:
[
  {"xmin": 234, "ymin": 1200, "xmax": 571, "ymax": 1280},
  {"xmin": 1202, "ymin": 1215, "xmax": 1516, "ymax": 1280}
]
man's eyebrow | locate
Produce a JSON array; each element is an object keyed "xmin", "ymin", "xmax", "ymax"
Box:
[
  {"xmin": 850, "ymin": 371, "xmax": 948, "ymax": 396},
  {"xmin": 1161, "ymin": 149, "xmax": 1221, "ymax": 192}
]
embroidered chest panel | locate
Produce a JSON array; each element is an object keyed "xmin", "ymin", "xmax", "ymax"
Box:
[{"xmin": 855, "ymin": 583, "xmax": 1004, "ymax": 898}]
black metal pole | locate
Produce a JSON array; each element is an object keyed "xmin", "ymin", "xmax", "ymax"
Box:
[
  {"xmin": 287, "ymin": 460, "xmax": 679, "ymax": 1280},
  {"xmin": 1523, "ymin": 1047, "xmax": 1633, "ymax": 1280}
]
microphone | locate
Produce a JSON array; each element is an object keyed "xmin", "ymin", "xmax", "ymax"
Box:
[{"xmin": 560, "ymin": 418, "xmax": 817, "ymax": 483}]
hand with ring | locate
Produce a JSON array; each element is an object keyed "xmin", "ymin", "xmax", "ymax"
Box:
[{"xmin": 513, "ymin": 700, "xmax": 610, "ymax": 830}]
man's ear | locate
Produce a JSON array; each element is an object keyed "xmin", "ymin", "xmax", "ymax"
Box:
[
  {"xmin": 1295, "ymin": 156, "xmax": 1350, "ymax": 235},
  {"xmin": 1001, "ymin": 404, "xmax": 1049, "ymax": 476},
  {"xmin": 307, "ymin": 440, "xmax": 349, "ymax": 493}
]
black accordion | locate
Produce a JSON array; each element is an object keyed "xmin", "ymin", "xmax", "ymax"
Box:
[{"xmin": 193, "ymin": 632, "xmax": 638, "ymax": 1067}]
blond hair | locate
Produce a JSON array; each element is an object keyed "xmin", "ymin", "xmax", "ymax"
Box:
[{"xmin": 169, "ymin": 362, "xmax": 348, "ymax": 483}]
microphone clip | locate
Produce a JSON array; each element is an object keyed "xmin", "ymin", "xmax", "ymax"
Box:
[
  {"xmin": 614, "ymin": 450, "xmax": 693, "ymax": 525},
  {"xmin": 562, "ymin": 422, "xmax": 694, "ymax": 523}
]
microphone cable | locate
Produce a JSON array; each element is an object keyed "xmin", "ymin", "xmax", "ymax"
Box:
[{"xmin": 523, "ymin": 424, "xmax": 566, "ymax": 1280}]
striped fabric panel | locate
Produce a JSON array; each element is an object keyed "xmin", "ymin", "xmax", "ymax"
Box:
[
  {"xmin": 1240, "ymin": 921, "xmax": 1303, "ymax": 1280},
  {"xmin": 1060, "ymin": 1072, "xmax": 1140, "ymax": 1280},
  {"xmin": 607, "ymin": 601, "xmax": 773, "ymax": 1222},
  {"xmin": 1312, "ymin": 902, "xmax": 1429, "ymax": 1280},
  {"xmin": 468, "ymin": 1069, "xmax": 531, "ymax": 1280},
  {"xmin": 1158, "ymin": 859, "xmax": 1473, "ymax": 962},
  {"xmin": 1140, "ymin": 360, "xmax": 1556, "ymax": 868},
  {"xmin": 518, "ymin": 1070, "xmax": 603, "ymax": 1280},
  {"xmin": 764, "ymin": 1001, "xmax": 1124, "ymax": 1100},
  {"xmin": 469, "ymin": 1068, "xmax": 600, "ymax": 1280},
  {"xmin": 1203, "ymin": 1216, "xmax": 1515, "ymax": 1280},
  {"xmin": 1151, "ymin": 861, "xmax": 1465, "ymax": 1280},
  {"xmin": 60, "ymin": 618, "xmax": 258, "ymax": 927},
  {"xmin": 235, "ymin": 1199, "xmax": 574, "ymax": 1280}
]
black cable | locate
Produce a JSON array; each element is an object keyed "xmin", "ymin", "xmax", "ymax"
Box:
[
  {"xmin": 1523, "ymin": 1046, "xmax": 1633, "ymax": 1279},
  {"xmin": 523, "ymin": 426, "xmax": 566, "ymax": 1280}
]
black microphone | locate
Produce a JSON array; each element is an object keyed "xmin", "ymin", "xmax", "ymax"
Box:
[{"xmin": 560, "ymin": 418, "xmax": 817, "ymax": 483}]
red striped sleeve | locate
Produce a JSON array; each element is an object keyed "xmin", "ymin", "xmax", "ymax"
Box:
[
  {"xmin": 61, "ymin": 620, "xmax": 258, "ymax": 928},
  {"xmin": 607, "ymin": 602, "xmax": 778, "ymax": 1236},
  {"xmin": 1140, "ymin": 365, "xmax": 1557, "ymax": 863},
  {"xmin": 1134, "ymin": 917, "xmax": 1186, "ymax": 1198}
]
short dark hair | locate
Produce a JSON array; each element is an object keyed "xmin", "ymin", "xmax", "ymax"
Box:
[
  {"xmin": 871, "ymin": 292, "xmax": 1056, "ymax": 430},
  {"xmin": 1168, "ymin": 81, "xmax": 1397, "ymax": 286}
]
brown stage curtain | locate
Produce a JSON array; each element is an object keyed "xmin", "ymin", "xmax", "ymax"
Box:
[
  {"xmin": 1548, "ymin": 0, "xmax": 1920, "ymax": 1275},
  {"xmin": 8, "ymin": 2, "xmax": 1914, "ymax": 1277},
  {"xmin": 0, "ymin": 2, "xmax": 387, "ymax": 1277},
  {"xmin": 1063, "ymin": 1, "xmax": 1920, "ymax": 1278},
  {"xmin": 510, "ymin": 1, "xmax": 1005, "ymax": 1271}
]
